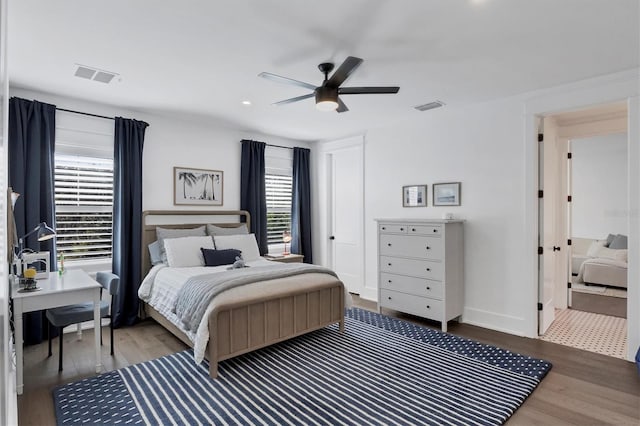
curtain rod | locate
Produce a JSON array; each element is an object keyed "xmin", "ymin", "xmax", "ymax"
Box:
[
  {"xmin": 57, "ymin": 107, "xmax": 114, "ymax": 121},
  {"xmin": 242, "ymin": 140, "xmax": 294, "ymax": 150}
]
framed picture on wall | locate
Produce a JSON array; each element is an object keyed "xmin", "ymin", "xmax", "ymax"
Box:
[
  {"xmin": 403, "ymin": 185, "xmax": 427, "ymax": 207},
  {"xmin": 433, "ymin": 182, "xmax": 461, "ymax": 206},
  {"xmin": 174, "ymin": 167, "xmax": 224, "ymax": 206}
]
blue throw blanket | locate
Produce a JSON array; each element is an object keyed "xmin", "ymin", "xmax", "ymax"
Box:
[{"xmin": 174, "ymin": 263, "xmax": 339, "ymax": 332}]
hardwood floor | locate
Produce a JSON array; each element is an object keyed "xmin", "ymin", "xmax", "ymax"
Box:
[{"xmin": 17, "ymin": 297, "xmax": 640, "ymax": 425}]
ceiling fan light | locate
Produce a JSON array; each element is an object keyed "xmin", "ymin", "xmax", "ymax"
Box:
[{"xmin": 315, "ymin": 86, "xmax": 338, "ymax": 111}]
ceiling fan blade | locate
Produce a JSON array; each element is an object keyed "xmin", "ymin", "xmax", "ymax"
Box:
[
  {"xmin": 339, "ymin": 86, "xmax": 400, "ymax": 95},
  {"xmin": 258, "ymin": 72, "xmax": 317, "ymax": 91},
  {"xmin": 336, "ymin": 97, "xmax": 349, "ymax": 113},
  {"xmin": 327, "ymin": 56, "xmax": 363, "ymax": 87},
  {"xmin": 272, "ymin": 93, "xmax": 315, "ymax": 106}
]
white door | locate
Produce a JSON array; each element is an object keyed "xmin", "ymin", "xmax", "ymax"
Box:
[
  {"xmin": 327, "ymin": 144, "xmax": 364, "ymax": 294},
  {"xmin": 539, "ymin": 117, "xmax": 559, "ymax": 335}
]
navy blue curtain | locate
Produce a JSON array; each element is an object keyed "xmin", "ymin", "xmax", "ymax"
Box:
[
  {"xmin": 291, "ymin": 147, "xmax": 313, "ymax": 263},
  {"xmin": 8, "ymin": 97, "xmax": 58, "ymax": 345},
  {"xmin": 112, "ymin": 117, "xmax": 148, "ymax": 327},
  {"xmin": 240, "ymin": 140, "xmax": 268, "ymax": 255}
]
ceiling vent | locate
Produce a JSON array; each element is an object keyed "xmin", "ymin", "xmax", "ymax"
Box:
[
  {"xmin": 74, "ymin": 64, "xmax": 118, "ymax": 84},
  {"xmin": 414, "ymin": 100, "xmax": 445, "ymax": 112}
]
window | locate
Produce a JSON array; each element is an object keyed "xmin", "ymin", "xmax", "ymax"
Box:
[
  {"xmin": 54, "ymin": 154, "xmax": 113, "ymax": 261},
  {"xmin": 265, "ymin": 146, "xmax": 293, "ymax": 251}
]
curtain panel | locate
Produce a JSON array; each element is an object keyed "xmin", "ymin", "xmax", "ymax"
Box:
[
  {"xmin": 112, "ymin": 117, "xmax": 148, "ymax": 327},
  {"xmin": 240, "ymin": 139, "xmax": 268, "ymax": 255},
  {"xmin": 291, "ymin": 147, "xmax": 312, "ymax": 263},
  {"xmin": 8, "ymin": 97, "xmax": 58, "ymax": 344}
]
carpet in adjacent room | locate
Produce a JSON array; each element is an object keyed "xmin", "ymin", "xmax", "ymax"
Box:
[{"xmin": 53, "ymin": 308, "xmax": 552, "ymax": 425}]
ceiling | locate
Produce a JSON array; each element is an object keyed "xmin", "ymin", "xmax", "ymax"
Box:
[{"xmin": 8, "ymin": 0, "xmax": 639, "ymax": 142}]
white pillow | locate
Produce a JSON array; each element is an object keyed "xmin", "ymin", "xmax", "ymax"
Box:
[
  {"xmin": 214, "ymin": 234, "xmax": 261, "ymax": 261},
  {"xmin": 164, "ymin": 236, "xmax": 214, "ymax": 267},
  {"xmin": 586, "ymin": 240, "xmax": 606, "ymax": 257},
  {"xmin": 595, "ymin": 246, "xmax": 628, "ymax": 263}
]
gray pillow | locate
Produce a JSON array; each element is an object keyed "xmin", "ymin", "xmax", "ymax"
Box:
[
  {"xmin": 609, "ymin": 234, "xmax": 627, "ymax": 250},
  {"xmin": 605, "ymin": 233, "xmax": 616, "ymax": 247},
  {"xmin": 206, "ymin": 223, "xmax": 248, "ymax": 236},
  {"xmin": 156, "ymin": 226, "xmax": 207, "ymax": 261},
  {"xmin": 148, "ymin": 241, "xmax": 164, "ymax": 265}
]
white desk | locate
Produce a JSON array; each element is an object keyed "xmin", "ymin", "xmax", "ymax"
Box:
[{"xmin": 11, "ymin": 270, "xmax": 102, "ymax": 395}]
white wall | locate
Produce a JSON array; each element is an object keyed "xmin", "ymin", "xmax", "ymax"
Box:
[
  {"xmin": 571, "ymin": 133, "xmax": 628, "ymax": 239},
  {"xmin": 9, "ymin": 87, "xmax": 309, "ymax": 213}
]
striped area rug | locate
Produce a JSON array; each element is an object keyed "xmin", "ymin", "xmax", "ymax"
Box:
[{"xmin": 53, "ymin": 308, "xmax": 551, "ymax": 425}]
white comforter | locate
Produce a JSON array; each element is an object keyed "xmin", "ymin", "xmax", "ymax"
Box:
[{"xmin": 138, "ymin": 259, "xmax": 351, "ymax": 363}]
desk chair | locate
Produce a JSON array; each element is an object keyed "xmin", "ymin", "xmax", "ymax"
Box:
[{"xmin": 46, "ymin": 272, "xmax": 120, "ymax": 371}]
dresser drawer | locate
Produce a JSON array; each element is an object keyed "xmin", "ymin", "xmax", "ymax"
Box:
[
  {"xmin": 379, "ymin": 234, "xmax": 443, "ymax": 260},
  {"xmin": 408, "ymin": 225, "xmax": 442, "ymax": 236},
  {"xmin": 378, "ymin": 223, "xmax": 408, "ymax": 234},
  {"xmin": 380, "ymin": 273, "xmax": 444, "ymax": 299},
  {"xmin": 380, "ymin": 256, "xmax": 443, "ymax": 280},
  {"xmin": 379, "ymin": 289, "xmax": 443, "ymax": 321}
]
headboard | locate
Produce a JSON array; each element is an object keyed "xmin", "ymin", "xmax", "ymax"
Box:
[{"xmin": 141, "ymin": 210, "xmax": 251, "ymax": 278}]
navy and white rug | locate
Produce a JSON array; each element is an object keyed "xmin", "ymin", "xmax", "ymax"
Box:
[{"xmin": 53, "ymin": 308, "xmax": 551, "ymax": 425}]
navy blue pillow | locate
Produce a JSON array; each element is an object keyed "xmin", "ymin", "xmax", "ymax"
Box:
[{"xmin": 201, "ymin": 248, "xmax": 242, "ymax": 267}]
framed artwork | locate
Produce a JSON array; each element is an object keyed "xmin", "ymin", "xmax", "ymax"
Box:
[
  {"xmin": 403, "ymin": 185, "xmax": 427, "ymax": 207},
  {"xmin": 433, "ymin": 182, "xmax": 461, "ymax": 206},
  {"xmin": 174, "ymin": 167, "xmax": 223, "ymax": 206}
]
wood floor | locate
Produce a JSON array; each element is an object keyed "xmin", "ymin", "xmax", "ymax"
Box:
[{"xmin": 17, "ymin": 297, "xmax": 640, "ymax": 426}]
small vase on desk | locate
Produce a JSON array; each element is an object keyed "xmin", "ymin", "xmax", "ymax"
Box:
[{"xmin": 58, "ymin": 253, "xmax": 65, "ymax": 275}]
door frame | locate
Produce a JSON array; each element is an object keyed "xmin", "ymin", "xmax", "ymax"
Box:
[{"xmin": 523, "ymin": 70, "xmax": 639, "ymax": 360}]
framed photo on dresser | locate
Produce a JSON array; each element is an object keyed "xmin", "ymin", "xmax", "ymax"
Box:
[{"xmin": 174, "ymin": 167, "xmax": 224, "ymax": 206}]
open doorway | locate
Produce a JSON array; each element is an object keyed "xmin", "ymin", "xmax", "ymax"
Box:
[{"xmin": 538, "ymin": 101, "xmax": 629, "ymax": 359}]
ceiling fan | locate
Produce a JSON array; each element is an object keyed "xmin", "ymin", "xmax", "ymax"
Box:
[{"xmin": 258, "ymin": 56, "xmax": 400, "ymax": 113}]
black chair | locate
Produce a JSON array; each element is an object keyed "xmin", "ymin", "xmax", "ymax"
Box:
[{"xmin": 46, "ymin": 272, "xmax": 120, "ymax": 371}]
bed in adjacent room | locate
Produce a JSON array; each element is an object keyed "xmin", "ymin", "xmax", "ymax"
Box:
[{"xmin": 138, "ymin": 210, "xmax": 348, "ymax": 378}]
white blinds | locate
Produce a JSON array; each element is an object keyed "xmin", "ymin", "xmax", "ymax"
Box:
[
  {"xmin": 265, "ymin": 174, "xmax": 292, "ymax": 245},
  {"xmin": 54, "ymin": 154, "xmax": 113, "ymax": 261}
]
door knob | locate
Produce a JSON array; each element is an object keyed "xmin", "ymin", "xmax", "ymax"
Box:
[
  {"xmin": 553, "ymin": 246, "xmax": 561, "ymax": 252},
  {"xmin": 329, "ymin": 236, "xmax": 335, "ymax": 240}
]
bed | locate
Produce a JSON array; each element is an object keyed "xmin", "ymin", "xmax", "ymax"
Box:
[{"xmin": 138, "ymin": 210, "xmax": 347, "ymax": 378}]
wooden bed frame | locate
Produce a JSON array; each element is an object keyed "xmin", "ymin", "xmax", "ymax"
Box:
[{"xmin": 141, "ymin": 210, "xmax": 345, "ymax": 378}]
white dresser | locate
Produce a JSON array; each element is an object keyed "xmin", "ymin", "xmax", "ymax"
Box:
[{"xmin": 376, "ymin": 219, "xmax": 464, "ymax": 332}]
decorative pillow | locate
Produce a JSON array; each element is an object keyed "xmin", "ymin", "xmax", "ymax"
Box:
[
  {"xmin": 206, "ymin": 223, "xmax": 249, "ymax": 236},
  {"xmin": 156, "ymin": 226, "xmax": 207, "ymax": 261},
  {"xmin": 608, "ymin": 234, "xmax": 627, "ymax": 250},
  {"xmin": 163, "ymin": 236, "xmax": 214, "ymax": 267},
  {"xmin": 605, "ymin": 233, "xmax": 616, "ymax": 247},
  {"xmin": 200, "ymin": 248, "xmax": 242, "ymax": 267},
  {"xmin": 213, "ymin": 234, "xmax": 261, "ymax": 261},
  {"xmin": 595, "ymin": 246, "xmax": 628, "ymax": 263},
  {"xmin": 586, "ymin": 240, "xmax": 606, "ymax": 257},
  {"xmin": 148, "ymin": 241, "xmax": 164, "ymax": 265}
]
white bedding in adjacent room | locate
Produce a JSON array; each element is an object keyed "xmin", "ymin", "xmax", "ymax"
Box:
[{"xmin": 138, "ymin": 259, "xmax": 352, "ymax": 363}]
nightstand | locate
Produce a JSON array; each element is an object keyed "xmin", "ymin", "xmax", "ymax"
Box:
[{"xmin": 265, "ymin": 254, "xmax": 304, "ymax": 263}]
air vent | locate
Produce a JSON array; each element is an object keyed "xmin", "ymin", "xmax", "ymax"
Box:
[
  {"xmin": 414, "ymin": 101, "xmax": 445, "ymax": 112},
  {"xmin": 74, "ymin": 64, "xmax": 119, "ymax": 84}
]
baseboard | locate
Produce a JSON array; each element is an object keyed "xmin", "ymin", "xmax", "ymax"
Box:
[{"xmin": 462, "ymin": 307, "xmax": 528, "ymax": 337}]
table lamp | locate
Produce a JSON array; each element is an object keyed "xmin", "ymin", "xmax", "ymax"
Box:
[
  {"xmin": 282, "ymin": 230, "xmax": 292, "ymax": 255},
  {"xmin": 18, "ymin": 222, "xmax": 56, "ymax": 258}
]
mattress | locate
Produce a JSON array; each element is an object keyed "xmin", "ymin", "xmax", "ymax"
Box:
[{"xmin": 138, "ymin": 259, "xmax": 351, "ymax": 363}]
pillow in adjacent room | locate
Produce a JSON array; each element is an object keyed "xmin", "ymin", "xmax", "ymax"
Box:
[
  {"xmin": 206, "ymin": 223, "xmax": 249, "ymax": 236},
  {"xmin": 586, "ymin": 240, "xmax": 606, "ymax": 257},
  {"xmin": 214, "ymin": 234, "xmax": 261, "ymax": 261},
  {"xmin": 605, "ymin": 233, "xmax": 616, "ymax": 247},
  {"xmin": 164, "ymin": 236, "xmax": 214, "ymax": 267},
  {"xmin": 608, "ymin": 234, "xmax": 628, "ymax": 250},
  {"xmin": 200, "ymin": 248, "xmax": 242, "ymax": 267},
  {"xmin": 156, "ymin": 226, "xmax": 207, "ymax": 261},
  {"xmin": 148, "ymin": 241, "xmax": 164, "ymax": 265}
]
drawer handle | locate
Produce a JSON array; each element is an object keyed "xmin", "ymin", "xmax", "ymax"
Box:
[
  {"xmin": 412, "ymin": 228, "xmax": 416, "ymax": 232},
  {"xmin": 433, "ymin": 229, "xmax": 437, "ymax": 233},
  {"xmin": 426, "ymin": 305, "xmax": 431, "ymax": 309},
  {"xmin": 426, "ymin": 268, "xmax": 431, "ymax": 271},
  {"xmin": 388, "ymin": 280, "xmax": 392, "ymax": 283},
  {"xmin": 382, "ymin": 227, "xmax": 386, "ymax": 230},
  {"xmin": 388, "ymin": 296, "xmax": 392, "ymax": 300},
  {"xmin": 400, "ymin": 227, "xmax": 404, "ymax": 231},
  {"xmin": 388, "ymin": 263, "xmax": 392, "ymax": 266},
  {"xmin": 387, "ymin": 243, "xmax": 392, "ymax": 247},
  {"xmin": 426, "ymin": 246, "xmax": 431, "ymax": 250},
  {"xmin": 426, "ymin": 286, "xmax": 431, "ymax": 290}
]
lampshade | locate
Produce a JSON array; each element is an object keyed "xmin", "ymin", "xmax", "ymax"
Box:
[
  {"xmin": 35, "ymin": 223, "xmax": 56, "ymax": 241},
  {"xmin": 315, "ymin": 86, "xmax": 338, "ymax": 111}
]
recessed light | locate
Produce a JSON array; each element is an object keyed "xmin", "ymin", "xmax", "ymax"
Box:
[{"xmin": 242, "ymin": 100, "xmax": 252, "ymax": 106}]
